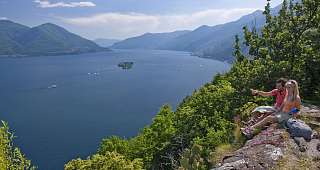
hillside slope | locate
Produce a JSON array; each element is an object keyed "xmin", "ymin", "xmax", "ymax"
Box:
[
  {"xmin": 0, "ymin": 20, "xmax": 107, "ymax": 56},
  {"xmin": 160, "ymin": 10, "xmax": 265, "ymax": 62},
  {"xmin": 0, "ymin": 20, "xmax": 30, "ymax": 55},
  {"xmin": 112, "ymin": 30, "xmax": 190, "ymax": 49},
  {"xmin": 94, "ymin": 38, "xmax": 120, "ymax": 47}
]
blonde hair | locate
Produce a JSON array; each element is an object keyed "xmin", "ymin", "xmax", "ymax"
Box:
[{"xmin": 285, "ymin": 80, "xmax": 300, "ymax": 101}]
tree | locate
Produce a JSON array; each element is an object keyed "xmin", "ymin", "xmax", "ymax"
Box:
[
  {"xmin": 0, "ymin": 121, "xmax": 34, "ymax": 170},
  {"xmin": 233, "ymin": 35, "xmax": 245, "ymax": 62}
]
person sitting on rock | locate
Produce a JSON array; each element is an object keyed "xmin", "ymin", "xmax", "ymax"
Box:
[
  {"xmin": 244, "ymin": 78, "xmax": 288, "ymax": 126},
  {"xmin": 242, "ymin": 80, "xmax": 301, "ymax": 137}
]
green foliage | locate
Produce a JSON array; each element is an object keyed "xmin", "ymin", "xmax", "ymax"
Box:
[
  {"xmin": 128, "ymin": 104, "xmax": 177, "ymax": 168},
  {"xmin": 237, "ymin": 102, "xmax": 259, "ymax": 121},
  {"xmin": 175, "ymin": 80, "xmax": 235, "ymax": 135},
  {"xmin": 64, "ymin": 151, "xmax": 143, "ymax": 170},
  {"xmin": 0, "ymin": 121, "xmax": 34, "ymax": 170},
  {"xmin": 179, "ymin": 144, "xmax": 206, "ymax": 170},
  {"xmin": 233, "ymin": 123, "xmax": 246, "ymax": 146},
  {"xmin": 233, "ymin": 35, "xmax": 245, "ymax": 62},
  {"xmin": 149, "ymin": 80, "xmax": 236, "ymax": 169},
  {"xmin": 98, "ymin": 136, "xmax": 130, "ymax": 156}
]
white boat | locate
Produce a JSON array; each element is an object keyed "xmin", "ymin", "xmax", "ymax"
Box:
[{"xmin": 48, "ymin": 84, "xmax": 57, "ymax": 89}]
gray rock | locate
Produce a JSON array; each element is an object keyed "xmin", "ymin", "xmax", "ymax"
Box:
[
  {"xmin": 305, "ymin": 139, "xmax": 320, "ymax": 159},
  {"xmin": 213, "ymin": 126, "xmax": 285, "ymax": 169},
  {"xmin": 294, "ymin": 137, "xmax": 307, "ymax": 152},
  {"xmin": 214, "ymin": 159, "xmax": 248, "ymax": 170}
]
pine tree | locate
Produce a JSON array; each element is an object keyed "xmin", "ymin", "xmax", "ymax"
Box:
[{"xmin": 233, "ymin": 35, "xmax": 244, "ymax": 62}]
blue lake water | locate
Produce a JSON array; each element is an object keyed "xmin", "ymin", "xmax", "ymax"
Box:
[{"xmin": 0, "ymin": 49, "xmax": 230, "ymax": 169}]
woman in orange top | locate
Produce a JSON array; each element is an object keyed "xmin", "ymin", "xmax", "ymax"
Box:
[{"xmin": 242, "ymin": 80, "xmax": 301, "ymax": 136}]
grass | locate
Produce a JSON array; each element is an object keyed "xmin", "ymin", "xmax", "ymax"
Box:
[
  {"xmin": 297, "ymin": 158, "xmax": 314, "ymax": 169},
  {"xmin": 209, "ymin": 144, "xmax": 236, "ymax": 166}
]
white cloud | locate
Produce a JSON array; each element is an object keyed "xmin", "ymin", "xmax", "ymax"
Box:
[
  {"xmin": 34, "ymin": 0, "xmax": 96, "ymax": 8},
  {"xmin": 61, "ymin": 8, "xmax": 258, "ymax": 39},
  {"xmin": 0, "ymin": 17, "xmax": 8, "ymax": 20}
]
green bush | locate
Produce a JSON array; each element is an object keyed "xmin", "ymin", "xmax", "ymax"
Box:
[
  {"xmin": 64, "ymin": 151, "xmax": 143, "ymax": 170},
  {"xmin": 0, "ymin": 121, "xmax": 34, "ymax": 170}
]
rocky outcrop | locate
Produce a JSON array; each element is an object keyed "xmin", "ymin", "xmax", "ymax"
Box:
[{"xmin": 212, "ymin": 104, "xmax": 320, "ymax": 170}]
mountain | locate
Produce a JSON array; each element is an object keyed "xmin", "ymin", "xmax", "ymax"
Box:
[
  {"xmin": 94, "ymin": 38, "xmax": 121, "ymax": 47},
  {"xmin": 0, "ymin": 20, "xmax": 30, "ymax": 55},
  {"xmin": 111, "ymin": 30, "xmax": 190, "ymax": 49},
  {"xmin": 0, "ymin": 20, "xmax": 107, "ymax": 56},
  {"xmin": 168, "ymin": 10, "xmax": 266, "ymax": 62},
  {"xmin": 112, "ymin": 4, "xmax": 282, "ymax": 62}
]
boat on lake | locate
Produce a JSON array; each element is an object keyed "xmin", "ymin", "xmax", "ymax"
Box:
[{"xmin": 48, "ymin": 84, "xmax": 57, "ymax": 89}]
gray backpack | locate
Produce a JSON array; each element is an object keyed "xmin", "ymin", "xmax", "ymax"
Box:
[{"xmin": 286, "ymin": 118, "xmax": 312, "ymax": 141}]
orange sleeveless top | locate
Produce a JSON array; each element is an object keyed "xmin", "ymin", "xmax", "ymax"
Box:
[{"xmin": 282, "ymin": 97, "xmax": 301, "ymax": 113}]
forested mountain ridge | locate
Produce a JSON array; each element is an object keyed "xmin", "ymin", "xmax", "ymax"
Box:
[
  {"xmin": 0, "ymin": 20, "xmax": 30, "ymax": 55},
  {"xmin": 0, "ymin": 20, "xmax": 107, "ymax": 56},
  {"xmin": 111, "ymin": 30, "xmax": 190, "ymax": 50}
]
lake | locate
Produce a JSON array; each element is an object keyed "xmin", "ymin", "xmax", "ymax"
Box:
[{"xmin": 0, "ymin": 49, "xmax": 230, "ymax": 169}]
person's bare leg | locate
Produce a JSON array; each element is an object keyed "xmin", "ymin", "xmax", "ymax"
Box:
[{"xmin": 251, "ymin": 115, "xmax": 276, "ymax": 130}]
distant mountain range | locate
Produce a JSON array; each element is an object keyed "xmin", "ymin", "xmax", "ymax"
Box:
[
  {"xmin": 0, "ymin": 20, "xmax": 108, "ymax": 57},
  {"xmin": 111, "ymin": 4, "xmax": 282, "ymax": 62},
  {"xmin": 112, "ymin": 30, "xmax": 190, "ymax": 49},
  {"xmin": 94, "ymin": 38, "xmax": 121, "ymax": 47}
]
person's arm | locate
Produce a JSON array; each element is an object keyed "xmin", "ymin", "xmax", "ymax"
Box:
[
  {"xmin": 260, "ymin": 91, "xmax": 273, "ymax": 97},
  {"xmin": 293, "ymin": 97, "xmax": 302, "ymax": 117},
  {"xmin": 296, "ymin": 97, "xmax": 302, "ymax": 110},
  {"xmin": 251, "ymin": 89, "xmax": 273, "ymax": 97}
]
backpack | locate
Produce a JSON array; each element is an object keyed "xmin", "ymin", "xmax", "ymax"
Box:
[{"xmin": 286, "ymin": 118, "xmax": 312, "ymax": 141}]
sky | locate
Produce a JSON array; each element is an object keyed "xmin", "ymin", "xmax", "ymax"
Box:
[{"xmin": 0, "ymin": 0, "xmax": 283, "ymax": 40}]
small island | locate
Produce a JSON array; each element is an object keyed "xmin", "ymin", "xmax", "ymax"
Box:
[{"xmin": 118, "ymin": 62, "xmax": 134, "ymax": 69}]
